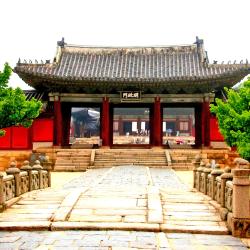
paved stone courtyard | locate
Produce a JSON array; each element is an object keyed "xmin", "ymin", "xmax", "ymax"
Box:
[
  {"xmin": 0, "ymin": 231, "xmax": 247, "ymax": 250},
  {"xmin": 0, "ymin": 166, "xmax": 248, "ymax": 249}
]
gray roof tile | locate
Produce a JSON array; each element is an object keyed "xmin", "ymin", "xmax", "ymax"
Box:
[{"xmin": 14, "ymin": 41, "xmax": 250, "ymax": 89}]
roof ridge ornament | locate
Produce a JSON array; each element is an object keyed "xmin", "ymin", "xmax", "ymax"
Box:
[
  {"xmin": 194, "ymin": 36, "xmax": 208, "ymax": 64},
  {"xmin": 57, "ymin": 37, "xmax": 66, "ymax": 48},
  {"xmin": 195, "ymin": 36, "xmax": 204, "ymax": 46}
]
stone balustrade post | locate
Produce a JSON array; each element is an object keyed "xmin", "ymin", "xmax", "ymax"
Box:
[
  {"xmin": 197, "ymin": 162, "xmax": 206, "ymax": 192},
  {"xmin": 0, "ymin": 174, "xmax": 4, "ymax": 211},
  {"xmin": 220, "ymin": 166, "xmax": 233, "ymax": 207},
  {"xmin": 6, "ymin": 161, "xmax": 21, "ymax": 197},
  {"xmin": 231, "ymin": 167, "xmax": 250, "ymax": 237},
  {"xmin": 234, "ymin": 158, "xmax": 249, "ymax": 169},
  {"xmin": 41, "ymin": 156, "xmax": 52, "ymax": 187},
  {"xmin": 203, "ymin": 163, "xmax": 212, "ymax": 195},
  {"xmin": 211, "ymin": 164, "xmax": 224, "ymax": 200},
  {"xmin": 20, "ymin": 160, "xmax": 32, "ymax": 191},
  {"xmin": 193, "ymin": 154, "xmax": 201, "ymax": 189},
  {"xmin": 32, "ymin": 160, "xmax": 43, "ymax": 189}
]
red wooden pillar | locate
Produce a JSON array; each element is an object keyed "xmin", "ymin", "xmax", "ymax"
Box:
[
  {"xmin": 54, "ymin": 96, "xmax": 62, "ymax": 146},
  {"xmin": 101, "ymin": 97, "xmax": 110, "ymax": 147},
  {"xmin": 152, "ymin": 96, "xmax": 162, "ymax": 146},
  {"xmin": 62, "ymin": 105, "xmax": 71, "ymax": 146},
  {"xmin": 202, "ymin": 97, "xmax": 211, "ymax": 147}
]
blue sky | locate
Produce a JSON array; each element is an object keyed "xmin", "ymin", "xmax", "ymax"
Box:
[{"xmin": 0, "ymin": 0, "xmax": 249, "ymax": 89}]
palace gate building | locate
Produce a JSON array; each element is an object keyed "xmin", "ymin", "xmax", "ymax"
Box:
[{"xmin": 1, "ymin": 37, "xmax": 249, "ymax": 150}]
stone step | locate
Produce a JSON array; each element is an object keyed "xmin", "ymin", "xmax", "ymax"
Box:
[
  {"xmin": 171, "ymin": 164, "xmax": 194, "ymax": 170},
  {"xmin": 54, "ymin": 163, "xmax": 89, "ymax": 168},
  {"xmin": 56, "ymin": 154, "xmax": 90, "ymax": 158},
  {"xmin": 54, "ymin": 165, "xmax": 88, "ymax": 171},
  {"xmin": 93, "ymin": 163, "xmax": 168, "ymax": 167},
  {"xmin": 94, "ymin": 158, "xmax": 166, "ymax": 162},
  {"xmin": 56, "ymin": 160, "xmax": 90, "ymax": 164},
  {"xmin": 95, "ymin": 152, "xmax": 165, "ymax": 155},
  {"xmin": 54, "ymin": 150, "xmax": 91, "ymax": 171}
]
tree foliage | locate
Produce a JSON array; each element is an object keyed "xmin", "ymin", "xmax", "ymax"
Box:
[
  {"xmin": 0, "ymin": 63, "xmax": 42, "ymax": 136},
  {"xmin": 210, "ymin": 78, "xmax": 250, "ymax": 160}
]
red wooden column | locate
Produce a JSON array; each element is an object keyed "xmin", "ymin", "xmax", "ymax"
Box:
[
  {"xmin": 101, "ymin": 97, "xmax": 110, "ymax": 147},
  {"xmin": 202, "ymin": 96, "xmax": 211, "ymax": 147},
  {"xmin": 152, "ymin": 96, "xmax": 162, "ymax": 146},
  {"xmin": 54, "ymin": 96, "xmax": 62, "ymax": 146}
]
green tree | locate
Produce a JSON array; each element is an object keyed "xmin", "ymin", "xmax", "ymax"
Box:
[
  {"xmin": 0, "ymin": 63, "xmax": 42, "ymax": 136},
  {"xmin": 210, "ymin": 78, "xmax": 250, "ymax": 160}
]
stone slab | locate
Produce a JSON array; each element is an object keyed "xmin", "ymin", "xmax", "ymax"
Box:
[
  {"xmin": 160, "ymin": 224, "xmax": 229, "ymax": 235},
  {"xmin": 51, "ymin": 221, "xmax": 160, "ymax": 232},
  {"xmin": 75, "ymin": 198, "xmax": 137, "ymax": 209},
  {"xmin": 68, "ymin": 215, "xmax": 122, "ymax": 222},
  {"xmin": 94, "ymin": 209, "xmax": 147, "ymax": 216},
  {"xmin": 0, "ymin": 221, "xmax": 51, "ymax": 231},
  {"xmin": 123, "ymin": 215, "xmax": 146, "ymax": 223}
]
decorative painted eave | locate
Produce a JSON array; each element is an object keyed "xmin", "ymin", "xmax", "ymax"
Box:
[
  {"xmin": 14, "ymin": 38, "xmax": 250, "ymax": 92},
  {"xmin": 23, "ymin": 90, "xmax": 48, "ymax": 101}
]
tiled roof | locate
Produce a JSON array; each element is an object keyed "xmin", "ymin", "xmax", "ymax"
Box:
[{"xmin": 14, "ymin": 38, "xmax": 250, "ymax": 91}]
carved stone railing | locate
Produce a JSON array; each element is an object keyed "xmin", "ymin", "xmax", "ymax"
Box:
[
  {"xmin": 193, "ymin": 155, "xmax": 250, "ymax": 238},
  {"xmin": 225, "ymin": 180, "xmax": 233, "ymax": 212},
  {"xmin": 0, "ymin": 160, "xmax": 51, "ymax": 212}
]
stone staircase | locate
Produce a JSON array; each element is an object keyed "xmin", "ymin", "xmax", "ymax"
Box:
[
  {"xmin": 168, "ymin": 149, "xmax": 201, "ymax": 170},
  {"xmin": 54, "ymin": 149, "xmax": 91, "ymax": 171},
  {"xmin": 93, "ymin": 149, "xmax": 168, "ymax": 168},
  {"xmin": 52, "ymin": 148, "xmax": 235, "ymax": 171}
]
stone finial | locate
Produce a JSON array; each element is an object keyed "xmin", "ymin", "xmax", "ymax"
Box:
[
  {"xmin": 234, "ymin": 158, "xmax": 249, "ymax": 169},
  {"xmin": 20, "ymin": 160, "xmax": 32, "ymax": 171},
  {"xmin": 215, "ymin": 164, "xmax": 220, "ymax": 169},
  {"xmin": 43, "ymin": 155, "xmax": 50, "ymax": 162},
  {"xmin": 194, "ymin": 154, "xmax": 201, "ymax": 163},
  {"xmin": 57, "ymin": 37, "xmax": 65, "ymax": 48},
  {"xmin": 211, "ymin": 164, "xmax": 223, "ymax": 175},
  {"xmin": 200, "ymin": 161, "xmax": 206, "ymax": 167},
  {"xmin": 205, "ymin": 163, "xmax": 211, "ymax": 168},
  {"xmin": 204, "ymin": 162, "xmax": 212, "ymax": 174},
  {"xmin": 6, "ymin": 161, "xmax": 20, "ymax": 175},
  {"xmin": 32, "ymin": 160, "xmax": 43, "ymax": 170},
  {"xmin": 224, "ymin": 166, "xmax": 231, "ymax": 173},
  {"xmin": 221, "ymin": 166, "xmax": 233, "ymax": 179}
]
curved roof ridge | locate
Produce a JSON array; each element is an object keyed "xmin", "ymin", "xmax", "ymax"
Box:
[{"xmin": 64, "ymin": 43, "xmax": 197, "ymax": 49}]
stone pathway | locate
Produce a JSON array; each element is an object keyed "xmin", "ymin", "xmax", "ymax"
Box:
[
  {"xmin": 0, "ymin": 166, "xmax": 228, "ymax": 233},
  {"xmin": 0, "ymin": 166, "xmax": 248, "ymax": 249},
  {"xmin": 0, "ymin": 231, "xmax": 247, "ymax": 250}
]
